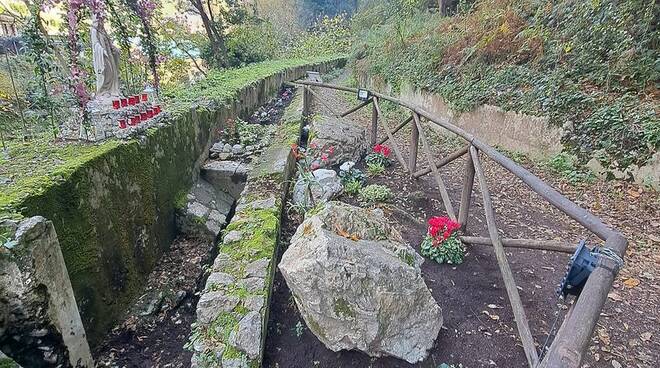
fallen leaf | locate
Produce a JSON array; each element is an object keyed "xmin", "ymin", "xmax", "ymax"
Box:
[
  {"xmin": 611, "ymin": 359, "xmax": 622, "ymax": 368},
  {"xmin": 598, "ymin": 328, "xmax": 610, "ymax": 345},
  {"xmin": 640, "ymin": 332, "xmax": 652, "ymax": 342},
  {"xmin": 623, "ymin": 278, "xmax": 640, "ymax": 288},
  {"xmin": 487, "ymin": 304, "xmax": 502, "ymax": 309},
  {"xmin": 607, "ymin": 292, "xmax": 623, "ymax": 302}
]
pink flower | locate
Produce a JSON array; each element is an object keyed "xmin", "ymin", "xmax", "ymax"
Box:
[
  {"xmin": 311, "ymin": 162, "xmax": 320, "ymax": 170},
  {"xmin": 321, "ymin": 153, "xmax": 329, "ymax": 162}
]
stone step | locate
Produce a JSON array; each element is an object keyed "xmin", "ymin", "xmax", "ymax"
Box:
[{"xmin": 201, "ymin": 161, "xmax": 249, "ymax": 200}]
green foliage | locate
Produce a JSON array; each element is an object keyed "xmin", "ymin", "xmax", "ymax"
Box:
[
  {"xmin": 421, "ymin": 234, "xmax": 465, "ymax": 265},
  {"xmin": 366, "ymin": 162, "xmax": 385, "ymax": 175},
  {"xmin": 352, "ymin": 0, "xmax": 659, "ymax": 169},
  {"xmin": 292, "ymin": 320, "xmax": 305, "ymax": 337},
  {"xmin": 343, "ymin": 179, "xmax": 362, "ymax": 195},
  {"xmin": 227, "ymin": 22, "xmax": 280, "ymax": 66},
  {"xmin": 288, "ymin": 15, "xmax": 352, "ymax": 59},
  {"xmin": 359, "ymin": 184, "xmax": 392, "ymax": 203},
  {"xmin": 164, "ymin": 55, "xmax": 344, "ymax": 113},
  {"xmin": 545, "ymin": 153, "xmax": 595, "ymax": 184}
]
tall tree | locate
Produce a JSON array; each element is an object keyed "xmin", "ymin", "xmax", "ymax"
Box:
[{"xmin": 183, "ymin": 0, "xmax": 247, "ymax": 67}]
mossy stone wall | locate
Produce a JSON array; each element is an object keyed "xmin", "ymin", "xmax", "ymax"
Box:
[{"xmin": 14, "ymin": 58, "xmax": 345, "ymax": 346}]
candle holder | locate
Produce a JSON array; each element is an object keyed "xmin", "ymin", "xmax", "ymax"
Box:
[
  {"xmin": 112, "ymin": 100, "xmax": 120, "ymax": 110},
  {"xmin": 121, "ymin": 98, "xmax": 128, "ymax": 107}
]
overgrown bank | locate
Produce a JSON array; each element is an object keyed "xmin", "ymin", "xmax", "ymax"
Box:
[
  {"xmin": 351, "ymin": 0, "xmax": 658, "ymax": 180},
  {"xmin": 0, "ymin": 56, "xmax": 345, "ymax": 346}
]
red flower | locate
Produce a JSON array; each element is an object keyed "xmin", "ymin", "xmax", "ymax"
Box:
[
  {"xmin": 373, "ymin": 144, "xmax": 391, "ymax": 157},
  {"xmin": 427, "ymin": 216, "xmax": 460, "ymax": 243},
  {"xmin": 321, "ymin": 153, "xmax": 329, "ymax": 162},
  {"xmin": 327, "ymin": 146, "xmax": 335, "ymax": 155}
]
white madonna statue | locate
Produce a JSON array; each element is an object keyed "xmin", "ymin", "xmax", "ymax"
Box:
[{"xmin": 91, "ymin": 15, "xmax": 121, "ymax": 99}]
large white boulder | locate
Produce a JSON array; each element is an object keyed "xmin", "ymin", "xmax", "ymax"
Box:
[
  {"xmin": 292, "ymin": 169, "xmax": 342, "ymax": 208},
  {"xmin": 279, "ymin": 202, "xmax": 442, "ymax": 363}
]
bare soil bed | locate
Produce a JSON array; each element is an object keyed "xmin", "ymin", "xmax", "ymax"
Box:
[{"xmin": 263, "ymin": 70, "xmax": 659, "ymax": 368}]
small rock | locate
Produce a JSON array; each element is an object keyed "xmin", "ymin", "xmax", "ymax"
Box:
[
  {"xmin": 211, "ymin": 142, "xmax": 225, "ymax": 153},
  {"xmin": 223, "ymin": 144, "xmax": 232, "ymax": 153},
  {"xmin": 245, "ymin": 258, "xmax": 270, "ymax": 278},
  {"xmin": 232, "ymin": 144, "xmax": 244, "ymax": 155},
  {"xmin": 223, "ymin": 230, "xmax": 243, "ymax": 244},
  {"xmin": 240, "ymin": 277, "xmax": 265, "ymax": 293},
  {"xmin": 196, "ymin": 292, "xmax": 239, "ymax": 324},
  {"xmin": 292, "ymin": 169, "xmax": 343, "ymax": 207},
  {"xmin": 205, "ymin": 272, "xmax": 235, "ymax": 290},
  {"xmin": 245, "ymin": 296, "xmax": 265, "ymax": 312},
  {"xmin": 218, "ymin": 153, "xmax": 232, "ymax": 160},
  {"xmin": 212, "ymin": 253, "xmax": 232, "ymax": 271}
]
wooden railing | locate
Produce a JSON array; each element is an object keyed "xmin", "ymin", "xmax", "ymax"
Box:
[{"xmin": 293, "ymin": 80, "xmax": 627, "ymax": 368}]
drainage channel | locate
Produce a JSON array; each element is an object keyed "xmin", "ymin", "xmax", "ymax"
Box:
[{"xmin": 93, "ymin": 87, "xmax": 296, "ymax": 367}]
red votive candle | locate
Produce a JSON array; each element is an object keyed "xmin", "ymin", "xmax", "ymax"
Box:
[
  {"xmin": 128, "ymin": 97, "xmax": 134, "ymax": 106},
  {"xmin": 147, "ymin": 109, "xmax": 153, "ymax": 118},
  {"xmin": 121, "ymin": 98, "xmax": 128, "ymax": 107},
  {"xmin": 141, "ymin": 93, "xmax": 148, "ymax": 102},
  {"xmin": 119, "ymin": 119, "xmax": 127, "ymax": 129},
  {"xmin": 134, "ymin": 95, "xmax": 140, "ymax": 104},
  {"xmin": 112, "ymin": 100, "xmax": 120, "ymax": 110},
  {"xmin": 141, "ymin": 112, "xmax": 148, "ymax": 121},
  {"xmin": 155, "ymin": 105, "xmax": 161, "ymax": 114}
]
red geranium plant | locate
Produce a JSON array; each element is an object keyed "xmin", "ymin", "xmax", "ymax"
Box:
[
  {"xmin": 365, "ymin": 144, "xmax": 392, "ymax": 175},
  {"xmin": 420, "ymin": 216, "xmax": 466, "ymax": 264}
]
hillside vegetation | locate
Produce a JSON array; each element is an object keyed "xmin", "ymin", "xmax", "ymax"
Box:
[{"xmin": 351, "ymin": 0, "xmax": 658, "ymax": 173}]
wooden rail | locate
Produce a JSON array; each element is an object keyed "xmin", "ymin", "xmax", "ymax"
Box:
[{"xmin": 294, "ymin": 80, "xmax": 627, "ymax": 368}]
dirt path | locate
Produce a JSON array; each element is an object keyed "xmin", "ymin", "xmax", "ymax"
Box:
[{"xmin": 264, "ymin": 69, "xmax": 659, "ymax": 368}]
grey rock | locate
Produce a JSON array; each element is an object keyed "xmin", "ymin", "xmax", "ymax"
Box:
[
  {"xmin": 201, "ymin": 161, "xmax": 248, "ymax": 199},
  {"xmin": 245, "ymin": 145, "xmax": 254, "ymax": 152},
  {"xmin": 245, "ymin": 258, "xmax": 270, "ymax": 278},
  {"xmin": 211, "ymin": 142, "xmax": 225, "ymax": 153},
  {"xmin": 205, "ymin": 272, "xmax": 235, "ymax": 290},
  {"xmin": 222, "ymin": 356, "xmax": 249, "ymax": 368},
  {"xmin": 229, "ymin": 311, "xmax": 262, "ymax": 359},
  {"xmin": 232, "ymin": 144, "xmax": 244, "ymax": 155},
  {"xmin": 309, "ymin": 115, "xmax": 367, "ymax": 167},
  {"xmin": 223, "ymin": 230, "xmax": 243, "ymax": 244},
  {"xmin": 245, "ymin": 296, "xmax": 265, "ymax": 312},
  {"xmin": 139, "ymin": 291, "xmax": 164, "ymax": 316},
  {"xmin": 223, "ymin": 143, "xmax": 233, "ymax": 153},
  {"xmin": 196, "ymin": 292, "xmax": 239, "ymax": 324},
  {"xmin": 236, "ymin": 196, "xmax": 277, "ymax": 212},
  {"xmin": 218, "ymin": 153, "xmax": 232, "ymax": 160},
  {"xmin": 240, "ymin": 277, "xmax": 265, "ymax": 293},
  {"xmin": 212, "ymin": 253, "xmax": 232, "ymax": 272},
  {"xmin": 0, "ymin": 176, "xmax": 11, "ymax": 185},
  {"xmin": 175, "ymin": 178, "xmax": 234, "ymax": 239},
  {"xmin": 279, "ymin": 202, "xmax": 439, "ymax": 363},
  {"xmin": 292, "ymin": 169, "xmax": 343, "ymax": 208}
]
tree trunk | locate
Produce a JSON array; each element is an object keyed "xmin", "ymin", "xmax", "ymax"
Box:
[{"xmin": 191, "ymin": 0, "xmax": 227, "ymax": 67}]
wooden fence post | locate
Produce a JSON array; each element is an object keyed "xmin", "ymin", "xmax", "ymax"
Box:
[
  {"xmin": 409, "ymin": 115, "xmax": 419, "ymax": 174},
  {"xmin": 370, "ymin": 97, "xmax": 378, "ymax": 147},
  {"xmin": 458, "ymin": 147, "xmax": 475, "ymax": 230},
  {"xmin": 302, "ymin": 86, "xmax": 312, "ymax": 118}
]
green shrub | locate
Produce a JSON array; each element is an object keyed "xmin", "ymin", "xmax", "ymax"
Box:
[
  {"xmin": 420, "ymin": 234, "xmax": 465, "ymax": 265},
  {"xmin": 288, "ymin": 15, "xmax": 351, "ymax": 58},
  {"xmin": 359, "ymin": 184, "xmax": 392, "ymax": 203},
  {"xmin": 344, "ymin": 179, "xmax": 362, "ymax": 195},
  {"xmin": 227, "ymin": 22, "xmax": 281, "ymax": 66},
  {"xmin": 352, "ymin": 0, "xmax": 659, "ymax": 170}
]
